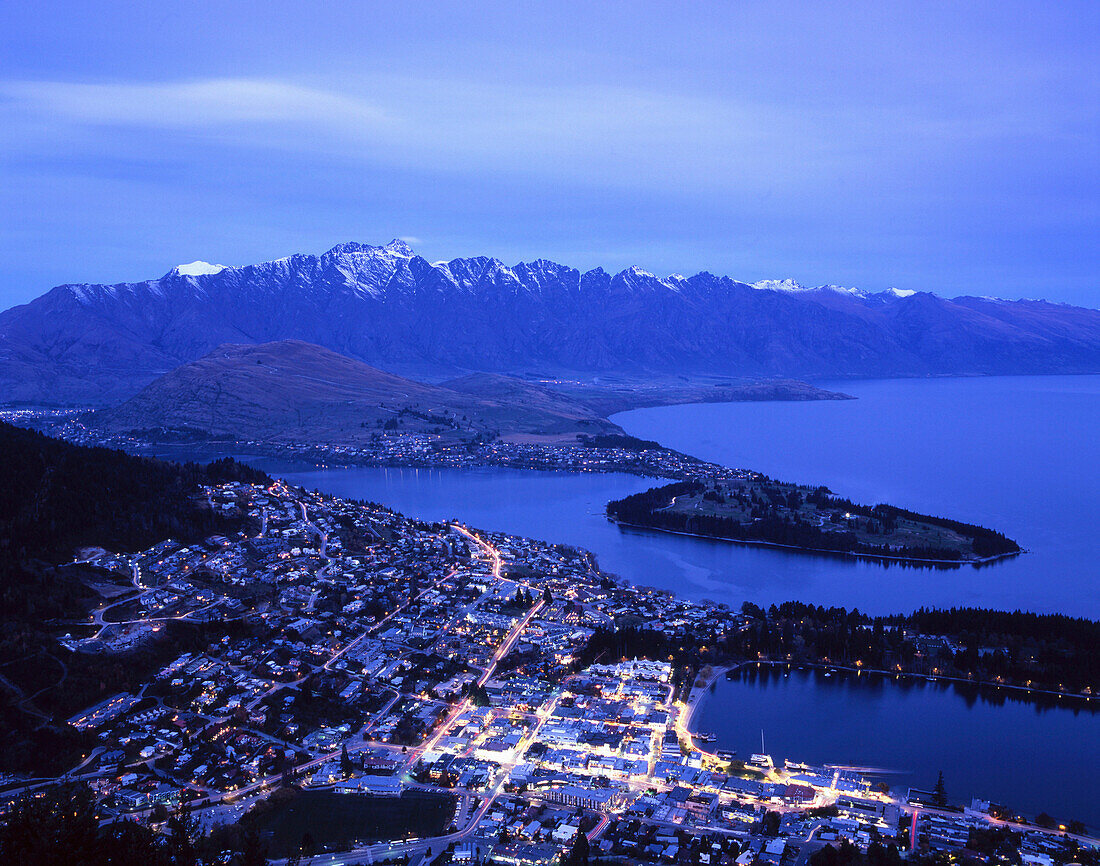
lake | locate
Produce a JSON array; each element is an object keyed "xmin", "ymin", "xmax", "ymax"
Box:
[
  {"xmin": 692, "ymin": 665, "xmax": 1100, "ymax": 827},
  {"xmin": 256, "ymin": 375, "xmax": 1100, "ymax": 618},
  {"xmin": 616, "ymin": 374, "xmax": 1100, "ymax": 618},
  {"xmin": 216, "ymin": 374, "xmax": 1099, "ymax": 828}
]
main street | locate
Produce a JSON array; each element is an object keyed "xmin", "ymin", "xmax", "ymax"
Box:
[{"xmin": 265, "ymin": 528, "xmax": 552, "ymax": 865}]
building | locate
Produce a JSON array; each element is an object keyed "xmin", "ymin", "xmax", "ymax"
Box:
[
  {"xmin": 491, "ymin": 843, "xmax": 561, "ymax": 866},
  {"xmin": 333, "ymin": 774, "xmax": 403, "ymax": 796}
]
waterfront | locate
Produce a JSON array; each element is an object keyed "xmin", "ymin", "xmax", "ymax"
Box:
[
  {"xmin": 691, "ymin": 665, "xmax": 1100, "ymax": 828},
  {"xmin": 257, "ymin": 375, "xmax": 1100, "ymax": 617}
]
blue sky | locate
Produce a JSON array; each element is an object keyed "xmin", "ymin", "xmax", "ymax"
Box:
[{"xmin": 1, "ymin": 1, "xmax": 1097, "ymax": 309}]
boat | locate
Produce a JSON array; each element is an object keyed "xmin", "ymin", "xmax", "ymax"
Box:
[{"xmin": 695, "ymin": 732, "xmax": 718, "ymax": 743}]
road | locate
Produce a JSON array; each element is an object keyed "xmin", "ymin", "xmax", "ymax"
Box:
[{"xmin": 265, "ymin": 528, "xmax": 551, "ymax": 865}]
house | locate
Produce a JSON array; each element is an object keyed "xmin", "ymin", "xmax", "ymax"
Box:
[{"xmin": 552, "ymin": 824, "xmax": 580, "ymax": 844}]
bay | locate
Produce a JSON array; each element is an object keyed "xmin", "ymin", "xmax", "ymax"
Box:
[
  {"xmin": 217, "ymin": 375, "xmax": 1100, "ymax": 827},
  {"xmin": 692, "ymin": 665, "xmax": 1100, "ymax": 827}
]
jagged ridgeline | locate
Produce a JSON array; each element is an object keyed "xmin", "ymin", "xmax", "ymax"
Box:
[
  {"xmin": 3, "ymin": 239, "xmax": 1100, "ymax": 406},
  {"xmin": 607, "ymin": 479, "xmax": 1021, "ymax": 563}
]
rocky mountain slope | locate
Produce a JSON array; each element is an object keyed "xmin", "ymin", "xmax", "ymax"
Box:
[{"xmin": 3, "ymin": 239, "xmax": 1099, "ymax": 405}]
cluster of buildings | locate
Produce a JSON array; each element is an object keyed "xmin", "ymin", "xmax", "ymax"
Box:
[
  {"xmin": 33, "ymin": 411, "xmax": 756, "ymax": 485},
  {"xmin": 1, "ymin": 476, "xmax": 1093, "ymax": 865}
]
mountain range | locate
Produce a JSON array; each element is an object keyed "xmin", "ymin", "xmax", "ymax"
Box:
[{"xmin": 2, "ymin": 239, "xmax": 1099, "ymax": 406}]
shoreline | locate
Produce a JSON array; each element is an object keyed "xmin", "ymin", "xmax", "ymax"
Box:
[
  {"xmin": 609, "ymin": 518, "xmax": 1022, "ymax": 568},
  {"xmin": 20, "ymin": 413, "xmax": 1027, "ymax": 574},
  {"xmin": 680, "ymin": 661, "xmax": 1100, "ymax": 831},
  {"xmin": 680, "ymin": 663, "xmax": 746, "ymax": 749}
]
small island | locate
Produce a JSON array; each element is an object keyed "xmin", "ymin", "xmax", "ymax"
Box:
[{"xmin": 607, "ymin": 478, "xmax": 1021, "ymax": 564}]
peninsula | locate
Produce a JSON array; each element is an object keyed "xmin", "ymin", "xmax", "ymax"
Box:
[{"xmin": 606, "ymin": 479, "xmax": 1021, "ymax": 564}]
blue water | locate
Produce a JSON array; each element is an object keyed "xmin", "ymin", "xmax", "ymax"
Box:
[
  {"xmin": 615, "ymin": 375, "xmax": 1100, "ymax": 618},
  {"xmin": 257, "ymin": 375, "xmax": 1100, "ymax": 618},
  {"xmin": 225, "ymin": 375, "xmax": 1099, "ymax": 827},
  {"xmin": 694, "ymin": 665, "xmax": 1099, "ymax": 827}
]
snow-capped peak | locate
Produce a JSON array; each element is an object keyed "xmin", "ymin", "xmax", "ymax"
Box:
[
  {"xmin": 176, "ymin": 261, "xmax": 226, "ymax": 276},
  {"xmin": 886, "ymin": 287, "xmax": 916, "ymax": 298},
  {"xmin": 752, "ymin": 278, "xmax": 863, "ymax": 296},
  {"xmin": 752, "ymin": 278, "xmax": 806, "ymax": 292}
]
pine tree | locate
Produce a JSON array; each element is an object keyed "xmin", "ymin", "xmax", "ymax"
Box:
[
  {"xmin": 933, "ymin": 770, "xmax": 947, "ymax": 807},
  {"xmin": 567, "ymin": 830, "xmax": 589, "ymax": 866},
  {"xmin": 241, "ymin": 826, "xmax": 269, "ymax": 866}
]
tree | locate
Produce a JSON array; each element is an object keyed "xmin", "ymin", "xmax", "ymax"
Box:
[
  {"xmin": 341, "ymin": 743, "xmax": 353, "ymax": 775},
  {"xmin": 565, "ymin": 830, "xmax": 589, "ymax": 866},
  {"xmin": 241, "ymin": 826, "xmax": 269, "ymax": 866},
  {"xmin": 0, "ymin": 783, "xmax": 99, "ymax": 866},
  {"xmin": 933, "ymin": 770, "xmax": 948, "ymax": 807},
  {"xmin": 1034, "ymin": 812, "xmax": 1057, "ymax": 829},
  {"xmin": 100, "ymin": 820, "xmax": 170, "ymax": 866},
  {"xmin": 762, "ymin": 811, "xmax": 781, "ymax": 837},
  {"xmin": 166, "ymin": 804, "xmax": 200, "ymax": 866},
  {"xmin": 543, "ymin": 587, "xmax": 553, "ymax": 605}
]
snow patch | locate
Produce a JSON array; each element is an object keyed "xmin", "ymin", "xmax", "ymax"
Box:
[
  {"xmin": 176, "ymin": 261, "xmax": 226, "ymax": 276},
  {"xmin": 752, "ymin": 278, "xmax": 806, "ymax": 292},
  {"xmin": 752, "ymin": 279, "xmax": 863, "ymax": 296},
  {"xmin": 886, "ymin": 287, "xmax": 916, "ymax": 298}
]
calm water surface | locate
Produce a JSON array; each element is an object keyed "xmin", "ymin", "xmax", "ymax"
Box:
[
  {"xmin": 616, "ymin": 375, "xmax": 1100, "ymax": 617},
  {"xmin": 693, "ymin": 666, "xmax": 1100, "ymax": 827},
  {"xmin": 253, "ymin": 375, "xmax": 1099, "ymax": 617}
]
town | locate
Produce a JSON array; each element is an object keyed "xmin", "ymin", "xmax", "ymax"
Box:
[
  {"xmin": 0, "ymin": 407, "xmax": 750, "ymax": 484},
  {"xmin": 1, "ymin": 476, "xmax": 1094, "ymax": 865}
]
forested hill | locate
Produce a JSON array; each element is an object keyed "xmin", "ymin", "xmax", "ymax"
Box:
[
  {"xmin": 607, "ymin": 479, "xmax": 1021, "ymax": 564},
  {"xmin": 0, "ymin": 421, "xmax": 268, "ymax": 566},
  {"xmin": 0, "ymin": 423, "xmax": 271, "ymax": 773}
]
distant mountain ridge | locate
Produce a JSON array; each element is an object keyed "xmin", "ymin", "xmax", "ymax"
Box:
[{"xmin": 2, "ymin": 239, "xmax": 1099, "ymax": 405}]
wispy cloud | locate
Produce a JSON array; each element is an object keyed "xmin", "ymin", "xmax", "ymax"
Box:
[
  {"xmin": 6, "ymin": 71, "xmax": 1065, "ymax": 210},
  {"xmin": 0, "ymin": 75, "xmax": 864, "ymax": 199},
  {"xmin": 1, "ymin": 67, "xmax": 1095, "ymax": 304},
  {"xmin": 0, "ymin": 78, "xmax": 389, "ymax": 128}
]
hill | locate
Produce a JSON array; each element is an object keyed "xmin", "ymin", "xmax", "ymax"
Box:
[
  {"xmin": 0, "ymin": 422, "xmax": 266, "ymax": 567},
  {"xmin": 3, "ymin": 239, "xmax": 1099, "ymax": 405},
  {"xmin": 0, "ymin": 422, "xmax": 267, "ymax": 772},
  {"xmin": 607, "ymin": 479, "xmax": 1022, "ymax": 564},
  {"xmin": 92, "ymin": 340, "xmax": 624, "ymax": 444}
]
